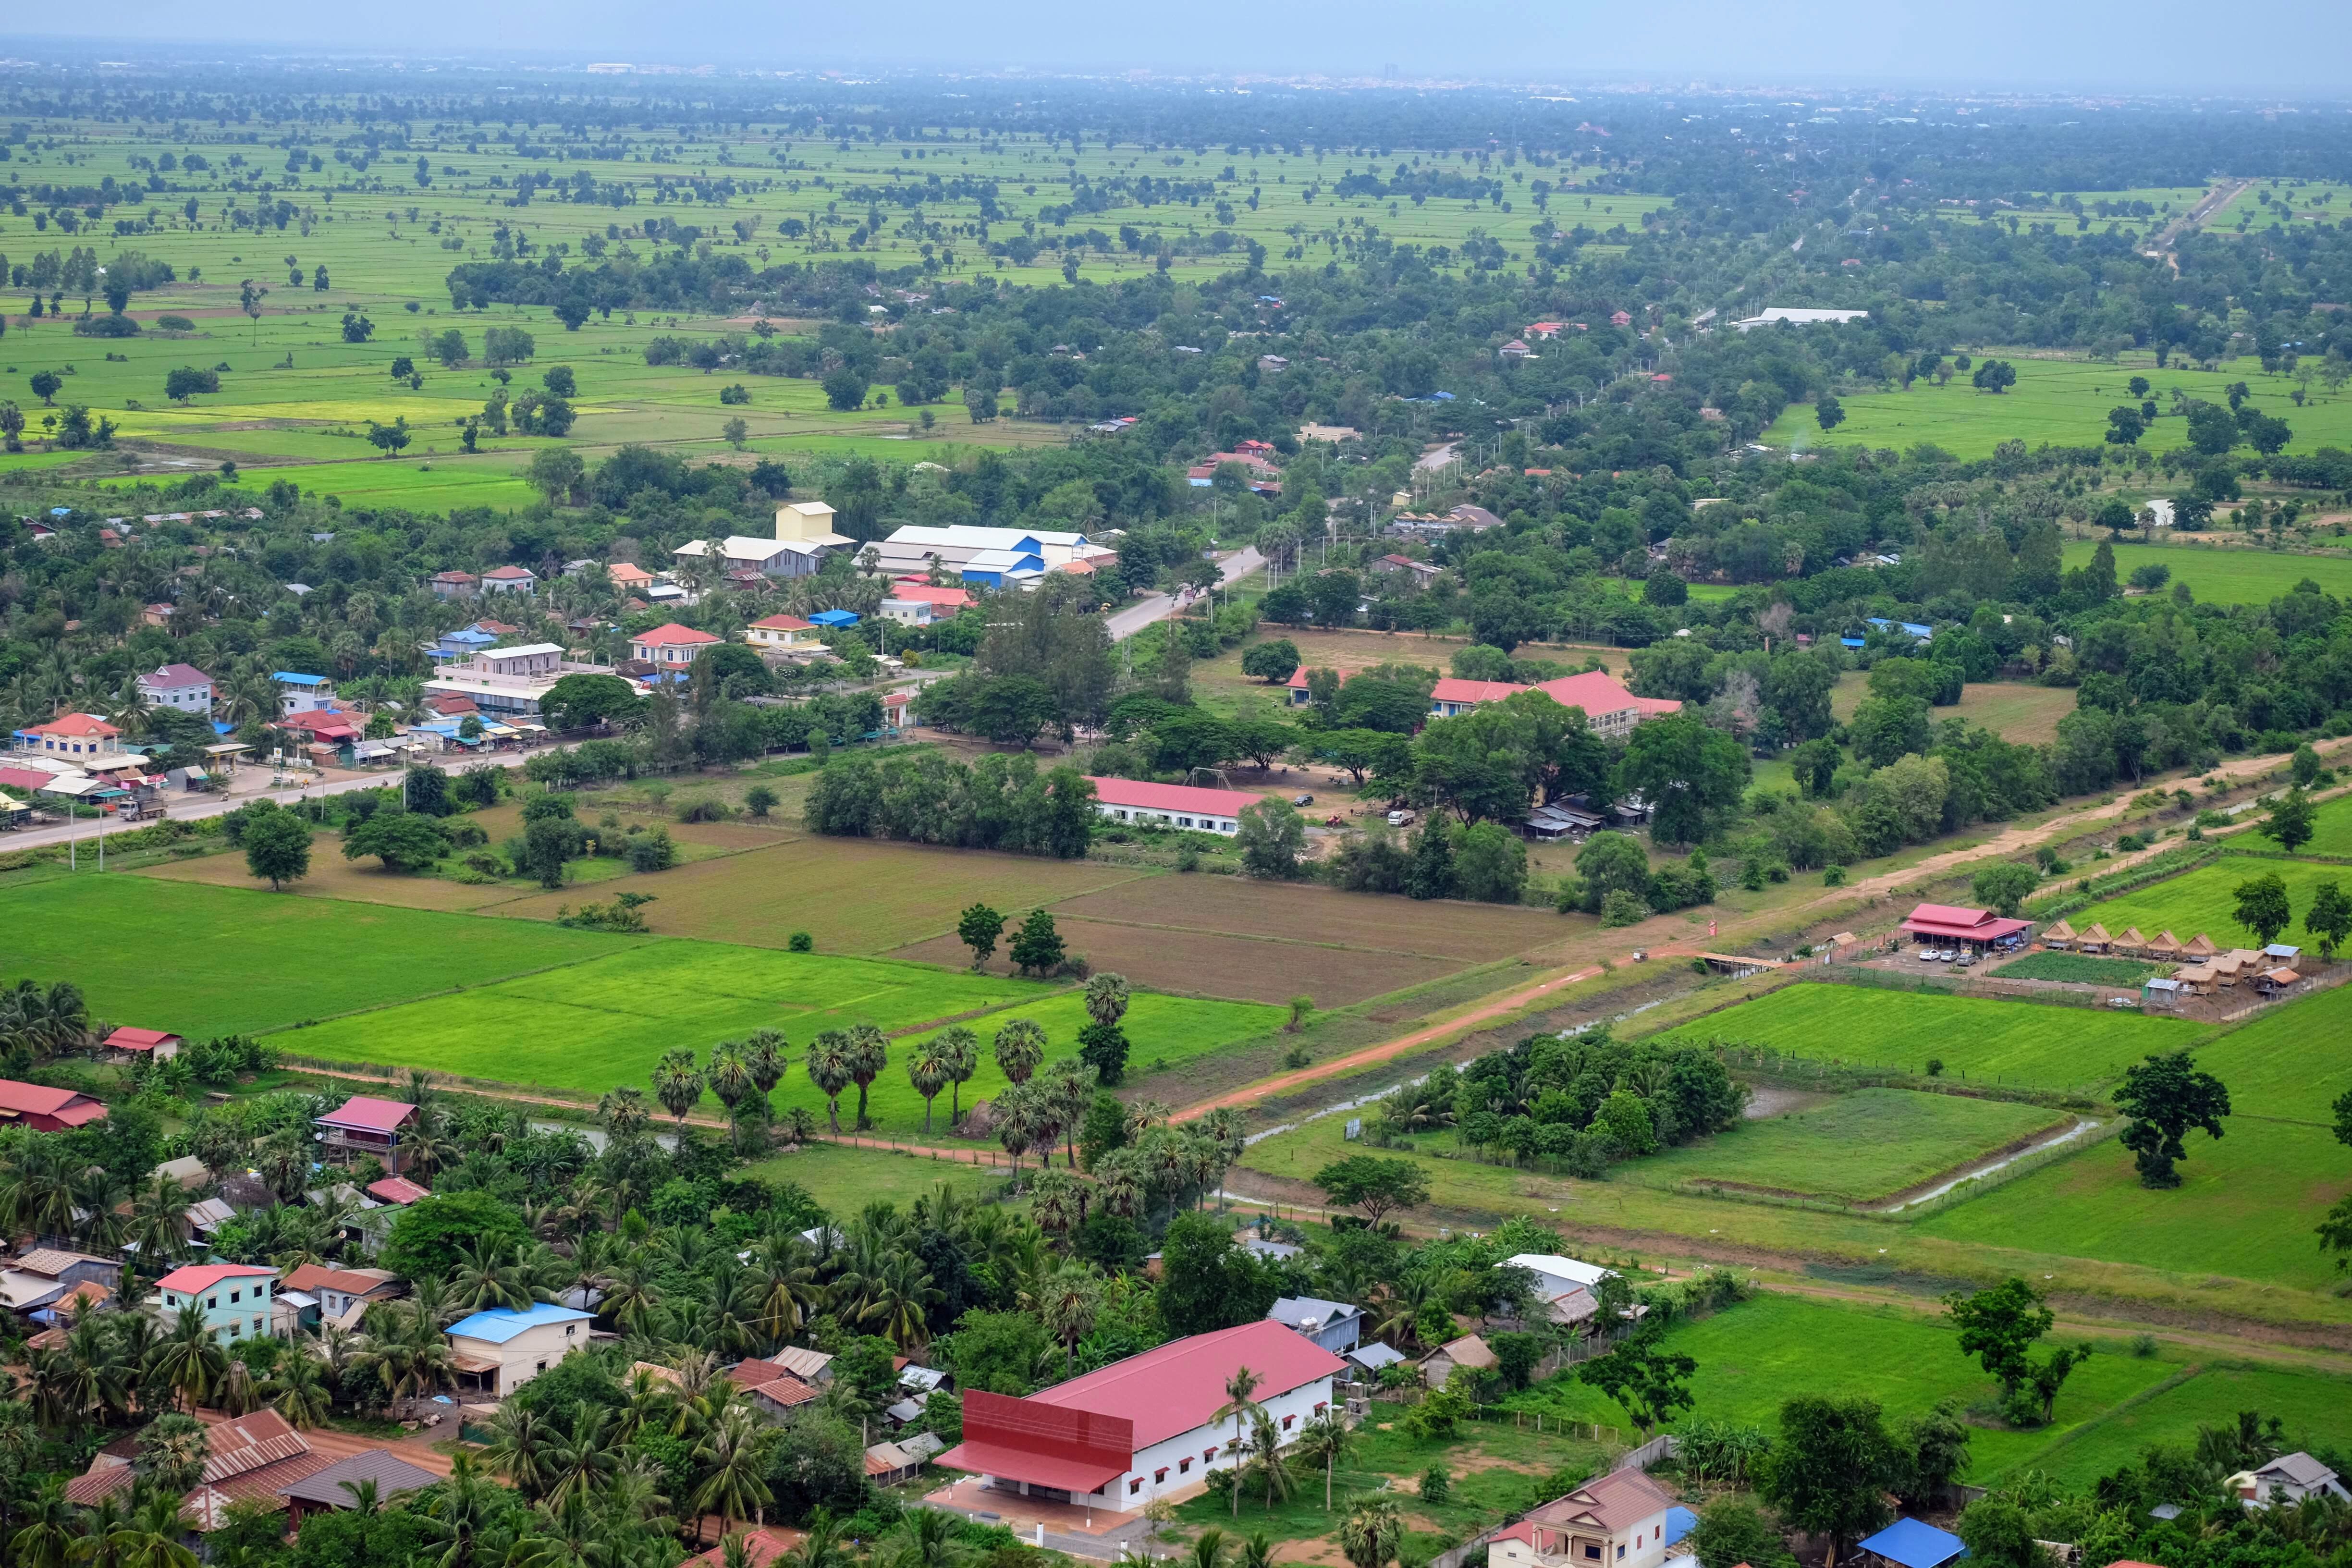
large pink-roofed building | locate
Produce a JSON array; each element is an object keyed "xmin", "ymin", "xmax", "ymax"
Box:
[{"xmin": 1083, "ymin": 776, "xmax": 1263, "ymax": 835}]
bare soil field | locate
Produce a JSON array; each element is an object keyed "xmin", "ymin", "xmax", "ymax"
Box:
[
  {"xmin": 488, "ymin": 836, "xmax": 1153, "ymax": 954},
  {"xmin": 1047, "ymin": 875, "xmax": 1568, "ymax": 961},
  {"xmin": 888, "ymin": 915, "xmax": 1465, "ymax": 1006}
]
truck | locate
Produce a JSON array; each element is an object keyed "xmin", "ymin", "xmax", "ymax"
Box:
[{"xmin": 1387, "ymin": 808, "xmax": 1416, "ymax": 828}]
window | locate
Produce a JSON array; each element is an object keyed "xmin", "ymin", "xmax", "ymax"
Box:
[
  {"xmin": 1179, "ymin": 816, "xmax": 1194, "ymax": 827},
  {"xmin": 537, "ymin": 1360, "xmax": 549, "ymax": 1373},
  {"xmin": 252, "ymin": 1317, "xmax": 262, "ymax": 1334},
  {"xmin": 1615, "ymin": 1549, "xmax": 1624, "ymax": 1562},
  {"xmin": 230, "ymin": 1289, "xmax": 241, "ymax": 1303},
  {"xmin": 1204, "ymin": 1447, "xmax": 1216, "ymax": 1462},
  {"xmin": 227, "ymin": 1321, "xmax": 241, "ymax": 1338},
  {"xmin": 1179, "ymin": 1458, "xmax": 1192, "ymax": 1475},
  {"xmin": 1282, "ymin": 1414, "xmax": 1295, "ymax": 1430},
  {"xmin": 1314, "ymin": 1402, "xmax": 1328, "ymax": 1414},
  {"xmin": 1154, "ymin": 1469, "xmax": 1167, "ymax": 1484},
  {"xmin": 1129, "ymin": 1480, "xmax": 1143, "ymax": 1496},
  {"xmin": 1582, "ymin": 1549, "xmax": 1600, "ymax": 1562},
  {"xmin": 565, "ymin": 1325, "xmax": 576, "ymax": 1337},
  {"xmin": 207, "ymin": 1295, "xmax": 219, "ymax": 1310}
]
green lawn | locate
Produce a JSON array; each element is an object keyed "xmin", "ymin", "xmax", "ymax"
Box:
[
  {"xmin": 0, "ymin": 873, "xmax": 631, "ymax": 1037},
  {"xmin": 1988, "ymin": 952, "xmax": 2168, "ymax": 986},
  {"xmin": 2299, "ymin": 791, "xmax": 2352, "ymax": 858},
  {"xmin": 1506, "ymin": 1293, "xmax": 2186, "ymax": 1483},
  {"xmin": 2062, "ymin": 540, "xmax": 2352, "ymax": 608},
  {"xmin": 1916, "ymin": 1116, "xmax": 2351, "ymax": 1290},
  {"xmin": 2189, "ymin": 979, "xmax": 2352, "ymax": 1124},
  {"xmin": 1628, "ymin": 1089, "xmax": 2069, "ymax": 1203},
  {"xmin": 281, "ymin": 940, "xmax": 1280, "ymax": 1127},
  {"xmin": 1655, "ymin": 982, "xmax": 2207, "ymax": 1092},
  {"xmin": 739, "ymin": 1141, "xmax": 1007, "ymax": 1216},
  {"xmin": 2029, "ymin": 1362, "xmax": 2352, "ymax": 1488},
  {"xmin": 2067, "ymin": 854, "xmax": 2352, "ymax": 953},
  {"xmin": 1763, "ymin": 353, "xmax": 2352, "ymax": 460}
]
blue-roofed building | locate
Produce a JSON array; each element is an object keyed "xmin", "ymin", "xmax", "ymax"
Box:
[
  {"xmin": 808, "ymin": 609, "xmax": 861, "ymax": 629},
  {"xmin": 1864, "ymin": 617, "xmax": 1934, "ymax": 643},
  {"xmin": 271, "ymin": 672, "xmax": 337, "ymax": 716},
  {"xmin": 445, "ymin": 1304, "xmax": 593, "ymax": 1396},
  {"xmin": 429, "ymin": 625, "xmax": 499, "ymax": 663},
  {"xmin": 1856, "ymin": 1516, "xmax": 1966, "ymax": 1568}
]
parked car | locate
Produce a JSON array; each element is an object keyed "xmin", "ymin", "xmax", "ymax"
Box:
[{"xmin": 1293, "ymin": 794, "xmax": 1314, "ymax": 806}]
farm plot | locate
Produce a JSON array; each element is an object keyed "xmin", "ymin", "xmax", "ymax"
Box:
[
  {"xmin": 1626, "ymin": 1088, "xmax": 2071, "ymax": 1204},
  {"xmin": 2188, "ymin": 979, "xmax": 2352, "ymax": 1125},
  {"xmin": 1048, "ymin": 875, "xmax": 1565, "ymax": 963},
  {"xmin": 2297, "ymin": 791, "xmax": 2352, "ymax": 858},
  {"xmin": 1987, "ymin": 952, "xmax": 2168, "ymax": 986},
  {"xmin": 1507, "ymin": 1292, "xmax": 2185, "ymax": 1484},
  {"xmin": 1916, "ymin": 1116, "xmax": 2352, "ymax": 1290},
  {"xmin": 276, "ymin": 941, "xmax": 1040, "ymax": 1098},
  {"xmin": 279, "ymin": 939, "xmax": 1281, "ymax": 1129},
  {"xmin": 1654, "ymin": 983, "xmax": 2206, "ymax": 1092},
  {"xmin": 1828, "ymin": 676, "xmax": 2079, "ymax": 747},
  {"xmin": 2028, "ymin": 1363, "xmax": 2352, "ymax": 1489},
  {"xmin": 2062, "ymin": 540, "xmax": 2352, "ymax": 608},
  {"xmin": 0, "ymin": 874, "xmax": 629, "ymax": 1038},
  {"xmin": 488, "ymin": 835, "xmax": 1152, "ymax": 957},
  {"xmin": 2065, "ymin": 855, "xmax": 2352, "ymax": 952}
]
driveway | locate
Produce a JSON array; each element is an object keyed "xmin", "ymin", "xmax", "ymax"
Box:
[{"xmin": 1106, "ymin": 545, "xmax": 1264, "ymax": 641}]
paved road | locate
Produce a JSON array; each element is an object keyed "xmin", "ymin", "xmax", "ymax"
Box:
[
  {"xmin": 3, "ymin": 749, "xmax": 543, "ymax": 855},
  {"xmin": 1105, "ymin": 545, "xmax": 1264, "ymax": 641}
]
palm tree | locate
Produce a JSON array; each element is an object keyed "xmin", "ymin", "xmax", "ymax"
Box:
[
  {"xmin": 268, "ymin": 1350, "xmax": 332, "ymax": 1429},
  {"xmin": 843, "ymin": 1022, "xmax": 889, "ymax": 1130},
  {"xmin": 11, "ymin": 1478, "xmax": 78, "ymax": 1568},
  {"xmin": 348, "ymin": 1301, "xmax": 455, "ymax": 1413},
  {"xmin": 1185, "ymin": 1526, "xmax": 1229, "ymax": 1568},
  {"xmin": 885, "ymin": 1507, "xmax": 971, "ymax": 1568},
  {"xmin": 690, "ymin": 1404, "xmax": 775, "ymax": 1543},
  {"xmin": 217, "ymin": 1357, "xmax": 262, "ymax": 1416},
  {"xmin": 152, "ymin": 1306, "xmax": 227, "ymax": 1413},
  {"xmin": 1340, "ymin": 1498, "xmax": 1405, "ymax": 1568},
  {"xmin": 906, "ymin": 1041, "xmax": 949, "ymax": 1134},
  {"xmin": 1083, "ymin": 971, "xmax": 1131, "ymax": 1029},
  {"xmin": 1028, "ymin": 1169, "xmax": 1084, "ymax": 1244},
  {"xmin": 545, "ymin": 1401, "xmax": 620, "ymax": 1504},
  {"xmin": 934, "ymin": 1027, "xmax": 979, "ymax": 1127},
  {"xmin": 993, "ymin": 1081, "xmax": 1039, "ymax": 1181},
  {"xmin": 1213, "ymin": 1366, "xmax": 1264, "ymax": 1519},
  {"xmin": 482, "ymin": 1402, "xmax": 557, "ymax": 1499},
  {"xmin": 650, "ymin": 1048, "xmax": 705, "ymax": 1133},
  {"xmin": 1041, "ymin": 1059, "xmax": 1093, "ymax": 1169},
  {"xmin": 992, "ymin": 1017, "xmax": 1045, "ymax": 1087},
  {"xmin": 744, "ymin": 1029, "xmax": 789, "ymax": 1097},
  {"xmin": 1246, "ymin": 1410, "xmax": 1295, "ymax": 1510},
  {"xmin": 749, "ymin": 1240, "xmax": 821, "ymax": 1348},
  {"xmin": 1033, "ymin": 1262, "xmax": 1100, "ymax": 1372},
  {"xmin": 596, "ymin": 1086, "xmax": 652, "ymax": 1142},
  {"xmin": 418, "ymin": 1452, "xmax": 501, "ymax": 1568},
  {"xmin": 451, "ymin": 1237, "xmax": 556, "ymax": 1314},
  {"xmin": 614, "ymin": 1365, "xmax": 680, "ymax": 1446},
  {"xmin": 805, "ymin": 1032, "xmax": 852, "ymax": 1135},
  {"xmin": 707, "ymin": 1041, "xmax": 757, "ymax": 1146},
  {"xmin": 1292, "ymin": 1407, "xmax": 1353, "ymax": 1510}
]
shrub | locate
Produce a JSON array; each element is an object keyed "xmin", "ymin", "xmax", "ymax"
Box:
[{"xmin": 788, "ymin": 931, "xmax": 814, "ymax": 952}]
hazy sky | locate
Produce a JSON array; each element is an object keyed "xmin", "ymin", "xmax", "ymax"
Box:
[{"xmin": 10, "ymin": 0, "xmax": 2351, "ymax": 97}]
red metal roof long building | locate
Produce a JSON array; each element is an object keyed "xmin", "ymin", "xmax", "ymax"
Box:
[
  {"xmin": 1084, "ymin": 776, "xmax": 1265, "ymax": 819},
  {"xmin": 1900, "ymin": 902, "xmax": 2032, "ymax": 943}
]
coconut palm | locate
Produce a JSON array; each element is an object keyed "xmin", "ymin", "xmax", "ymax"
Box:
[
  {"xmin": 883, "ymin": 1506, "xmax": 971, "ymax": 1568},
  {"xmin": 1186, "ymin": 1526, "xmax": 1229, "ymax": 1568},
  {"xmin": 418, "ymin": 1452, "xmax": 502, "ymax": 1568},
  {"xmin": 481, "ymin": 1401, "xmax": 558, "ymax": 1499},
  {"xmin": 451, "ymin": 1237, "xmax": 557, "ymax": 1314},
  {"xmin": 1213, "ymin": 1365, "xmax": 1264, "ymax": 1519},
  {"xmin": 217, "ymin": 1357, "xmax": 262, "ymax": 1416},
  {"xmin": 906, "ymin": 1041, "xmax": 950, "ymax": 1134},
  {"xmin": 1246, "ymin": 1409, "xmax": 1295, "ymax": 1510},
  {"xmin": 842, "ymin": 1022, "xmax": 889, "ymax": 1130},
  {"xmin": 544, "ymin": 1400, "xmax": 619, "ymax": 1504},
  {"xmin": 650, "ymin": 1047, "xmax": 705, "ymax": 1132},
  {"xmin": 690, "ymin": 1404, "xmax": 775, "ymax": 1543},
  {"xmin": 992, "ymin": 1017, "xmax": 1046, "ymax": 1087},
  {"xmin": 151, "ymin": 1305, "xmax": 228, "ymax": 1413},
  {"xmin": 748, "ymin": 1238, "xmax": 821, "ymax": 1348},
  {"xmin": 268, "ymin": 1349, "xmax": 332, "ymax": 1430},
  {"xmin": 11, "ymin": 1478, "xmax": 79, "ymax": 1568},
  {"xmin": 348, "ymin": 1301, "xmax": 455, "ymax": 1412},
  {"xmin": 1291, "ymin": 1406, "xmax": 1353, "ymax": 1510},
  {"xmin": 614, "ymin": 1365, "xmax": 680, "ymax": 1446},
  {"xmin": 853, "ymin": 1251, "xmax": 942, "ymax": 1351},
  {"xmin": 933, "ymin": 1026, "xmax": 979, "ymax": 1127},
  {"xmin": 1033, "ymin": 1262, "xmax": 1101, "ymax": 1372},
  {"xmin": 596, "ymin": 1086, "xmax": 652, "ymax": 1142},
  {"xmin": 805, "ymin": 1032, "xmax": 852, "ymax": 1135}
]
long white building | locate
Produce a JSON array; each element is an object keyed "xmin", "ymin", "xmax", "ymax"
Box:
[
  {"xmin": 868, "ymin": 524, "xmax": 1112, "ymax": 587},
  {"xmin": 673, "ymin": 502, "xmax": 856, "ymax": 579}
]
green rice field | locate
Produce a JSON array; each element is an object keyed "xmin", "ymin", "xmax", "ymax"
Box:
[
  {"xmin": 1655, "ymin": 982, "xmax": 2206, "ymax": 1091},
  {"xmin": 2296, "ymin": 791, "xmax": 2352, "ymax": 858},
  {"xmin": 2065, "ymin": 854, "xmax": 2352, "ymax": 954},
  {"xmin": 1627, "ymin": 1088, "xmax": 2068, "ymax": 1203},
  {"xmin": 2027, "ymin": 1362, "xmax": 2352, "ymax": 1487},
  {"xmin": 2190, "ymin": 980, "xmax": 2352, "ymax": 1126},
  {"xmin": 2061, "ymin": 540, "xmax": 2352, "ymax": 607},
  {"xmin": 1763, "ymin": 353, "xmax": 2352, "ymax": 460},
  {"xmin": 1988, "ymin": 951, "xmax": 2167, "ymax": 986},
  {"xmin": 281, "ymin": 939, "xmax": 1281, "ymax": 1124},
  {"xmin": 0, "ymin": 872, "xmax": 631, "ymax": 1037},
  {"xmin": 1507, "ymin": 1293, "xmax": 2201, "ymax": 1483}
]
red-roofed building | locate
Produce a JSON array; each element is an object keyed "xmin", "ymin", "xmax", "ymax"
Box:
[
  {"xmin": 1492, "ymin": 1468, "xmax": 1680, "ymax": 1568},
  {"xmin": 1084, "ymin": 776, "xmax": 1263, "ymax": 835},
  {"xmin": 366, "ymin": 1175, "xmax": 432, "ymax": 1206},
  {"xmin": 1427, "ymin": 669, "xmax": 1680, "ymax": 739},
  {"xmin": 0, "ymin": 1079, "xmax": 109, "ymax": 1132},
  {"xmin": 154, "ymin": 1263, "xmax": 280, "ymax": 1344},
  {"xmin": 100, "ymin": 1026, "xmax": 183, "ymax": 1063},
  {"xmin": 937, "ymin": 1320, "xmax": 1345, "ymax": 1507},
  {"xmin": 631, "ymin": 624, "xmax": 722, "ymax": 666},
  {"xmin": 14, "ymin": 713, "xmax": 120, "ymax": 759},
  {"xmin": 315, "ymin": 1096, "xmax": 421, "ymax": 1172},
  {"xmin": 1899, "ymin": 902, "xmax": 2033, "ymax": 953},
  {"xmin": 887, "ymin": 582, "xmax": 975, "ymax": 611},
  {"xmin": 428, "ymin": 570, "xmax": 481, "ymax": 600}
]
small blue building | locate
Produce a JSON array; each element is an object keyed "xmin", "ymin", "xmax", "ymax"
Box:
[
  {"xmin": 1856, "ymin": 1517, "xmax": 1966, "ymax": 1568},
  {"xmin": 808, "ymin": 609, "xmax": 862, "ymax": 630}
]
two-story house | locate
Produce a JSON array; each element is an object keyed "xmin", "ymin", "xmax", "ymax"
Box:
[
  {"xmin": 313, "ymin": 1095, "xmax": 420, "ymax": 1174},
  {"xmin": 1266, "ymin": 1296, "xmax": 1365, "ymax": 1355},
  {"xmin": 1491, "ymin": 1469, "xmax": 1678, "ymax": 1568},
  {"xmin": 13, "ymin": 714, "xmax": 121, "ymax": 759},
  {"xmin": 630, "ymin": 624, "xmax": 721, "ymax": 669},
  {"xmin": 280, "ymin": 1264, "xmax": 405, "ymax": 1332},
  {"xmin": 154, "ymin": 1263, "xmax": 278, "ymax": 1344},
  {"xmin": 744, "ymin": 614, "xmax": 829, "ymax": 659},
  {"xmin": 273, "ymin": 673, "xmax": 337, "ymax": 717},
  {"xmin": 136, "ymin": 664, "xmax": 215, "ymax": 716},
  {"xmin": 446, "ymin": 1304, "xmax": 593, "ymax": 1396}
]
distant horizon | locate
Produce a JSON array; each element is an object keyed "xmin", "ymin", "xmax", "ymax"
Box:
[{"xmin": 3, "ymin": 0, "xmax": 2350, "ymax": 100}]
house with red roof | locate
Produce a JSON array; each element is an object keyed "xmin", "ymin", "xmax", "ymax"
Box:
[
  {"xmin": 631, "ymin": 623, "xmax": 722, "ymax": 667},
  {"xmin": 366, "ymin": 1175, "xmax": 432, "ymax": 1207},
  {"xmin": 1899, "ymin": 902, "xmax": 2034, "ymax": 954},
  {"xmin": 100, "ymin": 1026, "xmax": 182, "ymax": 1063},
  {"xmin": 1490, "ymin": 1467, "xmax": 1680, "ymax": 1568},
  {"xmin": 13, "ymin": 713, "xmax": 120, "ymax": 760},
  {"xmin": 1085, "ymin": 776, "xmax": 1263, "ymax": 836},
  {"xmin": 154, "ymin": 1262, "xmax": 278, "ymax": 1343},
  {"xmin": 428, "ymin": 570, "xmax": 481, "ymax": 600},
  {"xmin": 136, "ymin": 663, "xmax": 215, "ymax": 716},
  {"xmin": 314, "ymin": 1095, "xmax": 421, "ymax": 1173},
  {"xmin": 1427, "ymin": 669, "xmax": 1681, "ymax": 739},
  {"xmin": 480, "ymin": 564, "xmax": 538, "ymax": 596},
  {"xmin": 0, "ymin": 1079, "xmax": 108, "ymax": 1132},
  {"xmin": 937, "ymin": 1319, "xmax": 1346, "ymax": 1507}
]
